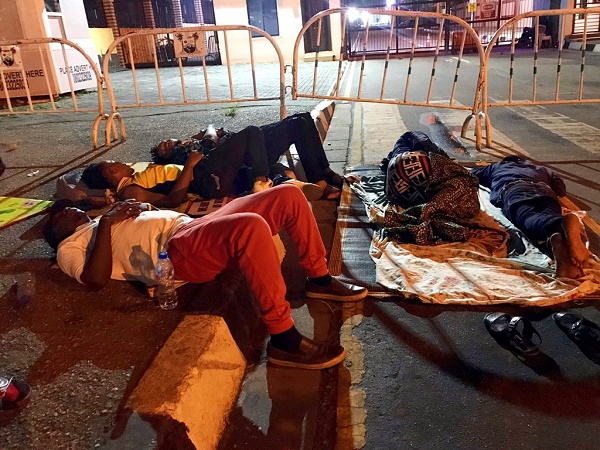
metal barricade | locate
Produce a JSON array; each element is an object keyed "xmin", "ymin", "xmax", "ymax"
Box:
[
  {"xmin": 103, "ymin": 24, "xmax": 287, "ymax": 144},
  {"xmin": 0, "ymin": 37, "xmax": 109, "ymax": 148},
  {"xmin": 292, "ymin": 8, "xmax": 487, "ymax": 149},
  {"xmin": 482, "ymin": 8, "xmax": 600, "ymax": 148}
]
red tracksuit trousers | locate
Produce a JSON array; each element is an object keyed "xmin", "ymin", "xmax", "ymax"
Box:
[{"xmin": 167, "ymin": 184, "xmax": 329, "ymax": 334}]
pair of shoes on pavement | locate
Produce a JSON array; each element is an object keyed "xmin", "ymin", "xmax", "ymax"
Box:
[{"xmin": 484, "ymin": 311, "xmax": 600, "ymax": 365}]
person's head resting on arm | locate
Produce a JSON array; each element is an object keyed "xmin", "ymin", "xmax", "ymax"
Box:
[
  {"xmin": 81, "ymin": 161, "xmax": 134, "ymax": 190},
  {"xmin": 150, "ymin": 139, "xmax": 181, "ymax": 165}
]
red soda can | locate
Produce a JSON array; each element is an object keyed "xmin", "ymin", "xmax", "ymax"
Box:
[{"xmin": 0, "ymin": 377, "xmax": 20, "ymax": 403}]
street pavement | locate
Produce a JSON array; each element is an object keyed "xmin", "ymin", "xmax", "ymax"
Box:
[
  {"xmin": 223, "ymin": 49, "xmax": 600, "ymax": 449},
  {"xmin": 2, "ymin": 47, "xmax": 600, "ymax": 449},
  {"xmin": 338, "ymin": 53, "xmax": 600, "ymax": 449},
  {"xmin": 0, "ymin": 61, "xmax": 343, "ymax": 449}
]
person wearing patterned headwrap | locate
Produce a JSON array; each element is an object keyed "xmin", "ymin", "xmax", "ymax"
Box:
[{"xmin": 380, "ymin": 131, "xmax": 481, "ymax": 246}]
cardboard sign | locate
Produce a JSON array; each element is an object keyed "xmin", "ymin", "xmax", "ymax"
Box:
[
  {"xmin": 0, "ymin": 45, "xmax": 97, "ymax": 99},
  {"xmin": 0, "ymin": 196, "xmax": 53, "ymax": 228},
  {"xmin": 173, "ymin": 31, "xmax": 207, "ymax": 58},
  {"xmin": 480, "ymin": 2, "xmax": 498, "ymax": 20},
  {"xmin": 0, "ymin": 46, "xmax": 22, "ymax": 69}
]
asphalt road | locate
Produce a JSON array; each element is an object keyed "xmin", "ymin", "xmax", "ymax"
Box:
[
  {"xmin": 2, "ymin": 46, "xmax": 600, "ymax": 449},
  {"xmin": 0, "ymin": 61, "xmax": 341, "ymax": 449},
  {"xmin": 331, "ymin": 48, "xmax": 600, "ymax": 450}
]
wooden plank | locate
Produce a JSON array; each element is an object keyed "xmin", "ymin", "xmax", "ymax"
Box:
[{"xmin": 120, "ymin": 28, "xmax": 156, "ymax": 65}]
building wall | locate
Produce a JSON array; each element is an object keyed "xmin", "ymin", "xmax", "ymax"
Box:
[
  {"xmin": 213, "ymin": 0, "xmax": 342, "ymax": 64},
  {"xmin": 89, "ymin": 28, "xmax": 117, "ymax": 55},
  {"xmin": 0, "ymin": 0, "xmax": 97, "ymax": 97},
  {"xmin": 0, "ymin": 0, "xmax": 47, "ymax": 40}
]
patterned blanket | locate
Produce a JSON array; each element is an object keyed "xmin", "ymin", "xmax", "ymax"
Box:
[{"xmin": 350, "ymin": 175, "xmax": 600, "ymax": 305}]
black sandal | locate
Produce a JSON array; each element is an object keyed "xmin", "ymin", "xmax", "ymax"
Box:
[
  {"xmin": 484, "ymin": 312, "xmax": 542, "ymax": 358},
  {"xmin": 553, "ymin": 312, "xmax": 600, "ymax": 364}
]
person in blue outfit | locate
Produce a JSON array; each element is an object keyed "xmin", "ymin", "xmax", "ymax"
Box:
[{"xmin": 471, "ymin": 156, "xmax": 592, "ymax": 278}]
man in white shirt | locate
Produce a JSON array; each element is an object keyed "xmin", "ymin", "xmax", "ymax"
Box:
[{"xmin": 44, "ymin": 184, "xmax": 368, "ymax": 369}]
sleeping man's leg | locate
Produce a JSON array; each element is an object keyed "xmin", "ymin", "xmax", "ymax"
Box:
[
  {"xmin": 550, "ymin": 233, "xmax": 582, "ymax": 279},
  {"xmin": 562, "ymin": 212, "xmax": 592, "ymax": 269},
  {"xmin": 167, "ymin": 184, "xmax": 367, "ymax": 368},
  {"xmin": 509, "ymin": 200, "xmax": 590, "ymax": 277}
]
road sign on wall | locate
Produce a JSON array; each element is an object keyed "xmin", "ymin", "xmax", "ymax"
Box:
[{"xmin": 480, "ymin": 2, "xmax": 498, "ymax": 20}]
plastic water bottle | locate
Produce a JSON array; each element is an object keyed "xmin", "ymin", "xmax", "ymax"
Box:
[
  {"xmin": 16, "ymin": 272, "xmax": 35, "ymax": 306},
  {"xmin": 155, "ymin": 252, "xmax": 178, "ymax": 310}
]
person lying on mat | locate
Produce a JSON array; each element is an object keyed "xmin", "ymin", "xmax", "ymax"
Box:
[
  {"xmin": 81, "ymin": 126, "xmax": 320, "ymax": 208},
  {"xmin": 471, "ymin": 156, "xmax": 593, "ymax": 278},
  {"xmin": 43, "ymin": 184, "xmax": 368, "ymax": 370},
  {"xmin": 150, "ymin": 113, "xmax": 344, "ymax": 200},
  {"xmin": 378, "ymin": 131, "xmax": 485, "ymax": 246}
]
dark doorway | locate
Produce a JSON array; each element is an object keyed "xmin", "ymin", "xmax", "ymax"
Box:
[{"xmin": 300, "ymin": 0, "xmax": 332, "ymax": 53}]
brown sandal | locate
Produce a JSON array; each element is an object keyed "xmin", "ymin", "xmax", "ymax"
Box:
[
  {"xmin": 325, "ymin": 170, "xmax": 344, "ymax": 188},
  {"xmin": 321, "ymin": 184, "xmax": 341, "ymax": 200}
]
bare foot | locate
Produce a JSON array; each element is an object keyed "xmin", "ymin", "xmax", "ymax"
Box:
[
  {"xmin": 550, "ymin": 233, "xmax": 583, "ymax": 279},
  {"xmin": 562, "ymin": 213, "xmax": 592, "ymax": 268}
]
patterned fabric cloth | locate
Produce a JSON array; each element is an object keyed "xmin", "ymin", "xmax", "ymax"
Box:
[
  {"xmin": 383, "ymin": 152, "xmax": 482, "ymax": 246},
  {"xmin": 349, "ymin": 176, "xmax": 600, "ymax": 305}
]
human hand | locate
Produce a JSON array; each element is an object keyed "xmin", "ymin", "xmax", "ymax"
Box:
[
  {"xmin": 345, "ymin": 174, "xmax": 361, "ymax": 185},
  {"xmin": 102, "ymin": 200, "xmax": 145, "ymax": 224}
]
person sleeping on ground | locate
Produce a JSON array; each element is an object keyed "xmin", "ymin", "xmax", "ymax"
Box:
[
  {"xmin": 150, "ymin": 113, "xmax": 344, "ymax": 200},
  {"xmin": 377, "ymin": 131, "xmax": 488, "ymax": 246},
  {"xmin": 471, "ymin": 156, "xmax": 594, "ymax": 278},
  {"xmin": 42, "ymin": 185, "xmax": 368, "ymax": 370},
  {"xmin": 81, "ymin": 126, "xmax": 321, "ymax": 208}
]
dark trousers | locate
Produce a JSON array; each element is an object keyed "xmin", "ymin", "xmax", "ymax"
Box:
[
  {"xmin": 505, "ymin": 197, "xmax": 563, "ymax": 255},
  {"xmin": 260, "ymin": 113, "xmax": 330, "ymax": 183},
  {"xmin": 190, "ymin": 126, "xmax": 269, "ymax": 198}
]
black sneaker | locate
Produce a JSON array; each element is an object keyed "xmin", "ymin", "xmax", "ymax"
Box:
[
  {"xmin": 553, "ymin": 312, "xmax": 600, "ymax": 364},
  {"xmin": 267, "ymin": 337, "xmax": 346, "ymax": 369},
  {"xmin": 305, "ymin": 277, "xmax": 368, "ymax": 302}
]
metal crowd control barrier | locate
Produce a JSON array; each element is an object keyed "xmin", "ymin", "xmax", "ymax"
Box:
[
  {"xmin": 482, "ymin": 8, "xmax": 600, "ymax": 148},
  {"xmin": 292, "ymin": 8, "xmax": 487, "ymax": 149},
  {"xmin": 102, "ymin": 24, "xmax": 287, "ymax": 145},
  {"xmin": 0, "ymin": 37, "xmax": 109, "ymax": 148}
]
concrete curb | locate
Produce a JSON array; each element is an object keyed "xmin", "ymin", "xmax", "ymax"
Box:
[
  {"xmin": 108, "ymin": 100, "xmax": 341, "ymax": 450},
  {"xmin": 115, "ymin": 315, "xmax": 246, "ymax": 449}
]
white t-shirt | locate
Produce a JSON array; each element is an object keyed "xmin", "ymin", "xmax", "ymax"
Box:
[{"xmin": 57, "ymin": 210, "xmax": 192, "ymax": 285}]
